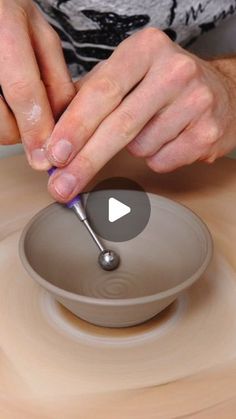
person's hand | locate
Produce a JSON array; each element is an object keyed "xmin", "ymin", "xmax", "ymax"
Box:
[
  {"xmin": 0, "ymin": 0, "xmax": 75, "ymax": 168},
  {"xmin": 46, "ymin": 28, "xmax": 236, "ymax": 202}
]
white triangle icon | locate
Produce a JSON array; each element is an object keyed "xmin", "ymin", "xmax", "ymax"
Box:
[{"xmin": 108, "ymin": 197, "xmax": 131, "ymax": 223}]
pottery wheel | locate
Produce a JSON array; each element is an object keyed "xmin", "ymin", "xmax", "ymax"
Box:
[{"xmin": 1, "ymin": 153, "xmax": 236, "ymax": 418}]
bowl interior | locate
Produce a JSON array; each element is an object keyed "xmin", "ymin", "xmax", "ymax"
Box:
[{"xmin": 21, "ymin": 192, "xmax": 211, "ymax": 300}]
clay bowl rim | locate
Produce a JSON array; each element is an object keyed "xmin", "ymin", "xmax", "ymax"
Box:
[{"xmin": 19, "ymin": 193, "xmax": 213, "ymax": 307}]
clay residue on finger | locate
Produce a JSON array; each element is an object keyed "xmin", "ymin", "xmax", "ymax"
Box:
[{"xmin": 23, "ymin": 101, "xmax": 42, "ymax": 125}]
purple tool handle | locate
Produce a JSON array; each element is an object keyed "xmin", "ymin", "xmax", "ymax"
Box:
[{"xmin": 48, "ymin": 167, "xmax": 81, "ymax": 208}]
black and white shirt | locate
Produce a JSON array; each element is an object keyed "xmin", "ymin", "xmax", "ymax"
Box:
[{"xmin": 34, "ymin": 0, "xmax": 236, "ymax": 77}]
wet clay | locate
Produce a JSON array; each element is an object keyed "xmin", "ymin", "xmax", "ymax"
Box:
[{"xmin": 19, "ymin": 192, "xmax": 212, "ymax": 327}]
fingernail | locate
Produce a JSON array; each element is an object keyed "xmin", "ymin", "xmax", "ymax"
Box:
[
  {"xmin": 52, "ymin": 173, "xmax": 77, "ymax": 198},
  {"xmin": 50, "ymin": 139, "xmax": 73, "ymax": 164},
  {"xmin": 31, "ymin": 148, "xmax": 51, "ymax": 170}
]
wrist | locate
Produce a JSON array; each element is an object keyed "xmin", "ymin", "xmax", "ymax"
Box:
[
  {"xmin": 209, "ymin": 56, "xmax": 236, "ymax": 105},
  {"xmin": 208, "ymin": 56, "xmax": 236, "ymax": 154}
]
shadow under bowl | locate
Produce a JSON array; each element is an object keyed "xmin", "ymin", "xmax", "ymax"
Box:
[{"xmin": 19, "ymin": 192, "xmax": 213, "ymax": 328}]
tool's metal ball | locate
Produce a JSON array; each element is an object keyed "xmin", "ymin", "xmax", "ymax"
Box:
[{"xmin": 98, "ymin": 249, "xmax": 120, "ymax": 271}]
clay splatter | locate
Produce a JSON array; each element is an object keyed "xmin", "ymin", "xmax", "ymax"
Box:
[{"xmin": 24, "ymin": 102, "xmax": 42, "ymax": 125}]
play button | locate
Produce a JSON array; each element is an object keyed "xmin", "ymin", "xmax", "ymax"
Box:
[
  {"xmin": 85, "ymin": 177, "xmax": 151, "ymax": 242},
  {"xmin": 108, "ymin": 198, "xmax": 131, "ymax": 223}
]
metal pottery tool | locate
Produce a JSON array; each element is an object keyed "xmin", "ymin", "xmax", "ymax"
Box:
[{"xmin": 48, "ymin": 167, "xmax": 120, "ymax": 271}]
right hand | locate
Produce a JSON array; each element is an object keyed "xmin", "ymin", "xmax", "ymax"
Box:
[{"xmin": 0, "ymin": 0, "xmax": 76, "ymax": 169}]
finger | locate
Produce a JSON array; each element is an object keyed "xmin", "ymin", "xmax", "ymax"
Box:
[
  {"xmin": 145, "ymin": 111, "xmax": 223, "ymax": 172},
  {"xmin": 0, "ymin": 96, "xmax": 20, "ymax": 144},
  {"xmin": 127, "ymin": 82, "xmax": 211, "ymax": 157},
  {"xmin": 47, "ymin": 67, "xmax": 181, "ymax": 202},
  {"xmin": 145, "ymin": 128, "xmax": 207, "ymax": 173},
  {"xmin": 74, "ymin": 61, "xmax": 108, "ymax": 92},
  {"xmin": 0, "ymin": 10, "xmax": 54, "ymax": 169},
  {"xmin": 46, "ymin": 30, "xmax": 170, "ymax": 167},
  {"xmin": 30, "ymin": 5, "xmax": 76, "ymax": 119}
]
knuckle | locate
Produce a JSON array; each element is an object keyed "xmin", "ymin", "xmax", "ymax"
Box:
[
  {"xmin": 21, "ymin": 125, "xmax": 42, "ymax": 141},
  {"xmin": 198, "ymin": 86, "xmax": 215, "ymax": 110},
  {"xmin": 75, "ymin": 119, "xmax": 91, "ymax": 140},
  {"xmin": 198, "ymin": 121, "xmax": 221, "ymax": 146},
  {"xmin": 173, "ymin": 54, "xmax": 199, "ymax": 80},
  {"xmin": 116, "ymin": 109, "xmax": 136, "ymax": 141},
  {"xmin": 186, "ymin": 85, "xmax": 215, "ymax": 114},
  {"xmin": 92, "ymin": 76, "xmax": 123, "ymax": 103},
  {"xmin": 5, "ymin": 79, "xmax": 35, "ymax": 102},
  {"xmin": 206, "ymin": 123, "xmax": 221, "ymax": 143},
  {"xmin": 139, "ymin": 27, "xmax": 169, "ymax": 46}
]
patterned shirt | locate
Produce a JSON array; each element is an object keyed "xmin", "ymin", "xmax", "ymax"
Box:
[{"xmin": 34, "ymin": 0, "xmax": 236, "ymax": 76}]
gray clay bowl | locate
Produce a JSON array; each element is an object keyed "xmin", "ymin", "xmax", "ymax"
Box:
[{"xmin": 19, "ymin": 192, "xmax": 213, "ymax": 328}]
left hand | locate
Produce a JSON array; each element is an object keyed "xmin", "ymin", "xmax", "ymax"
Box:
[{"xmin": 46, "ymin": 28, "xmax": 236, "ymax": 202}]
